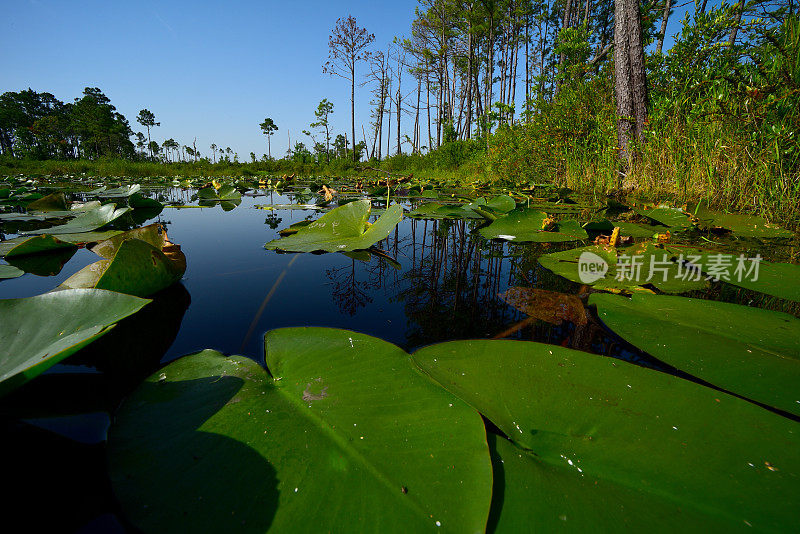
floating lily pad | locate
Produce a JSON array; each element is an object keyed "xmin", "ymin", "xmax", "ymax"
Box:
[
  {"xmin": 59, "ymin": 225, "xmax": 186, "ymax": 298},
  {"xmin": 591, "ymin": 293, "xmax": 800, "ymax": 416},
  {"xmin": 255, "ymin": 203, "xmax": 326, "ymax": 211},
  {"xmin": 480, "ymin": 209, "xmax": 588, "ymax": 242},
  {"xmin": 6, "ymin": 247, "xmax": 77, "ymax": 277},
  {"xmin": 0, "ymin": 289, "xmax": 150, "ymax": 396},
  {"xmin": 0, "ymin": 212, "xmax": 47, "ymax": 222},
  {"xmin": 487, "ymin": 434, "xmax": 718, "ymax": 532},
  {"xmin": 412, "ymin": 339, "xmax": 800, "ymax": 531},
  {"xmin": 692, "ymin": 204, "xmax": 794, "ymax": 238},
  {"xmin": 635, "ymin": 207, "xmax": 693, "ymax": 229},
  {"xmin": 538, "ymin": 244, "xmax": 707, "ymax": 294},
  {"xmin": 663, "ymin": 247, "xmax": 800, "ymax": 302},
  {"xmin": 129, "ymin": 193, "xmax": 163, "ymax": 209},
  {"xmin": 0, "ymin": 264, "xmax": 24, "ymax": 279},
  {"xmin": 26, "ymin": 192, "xmax": 68, "ymax": 211},
  {"xmin": 407, "ymin": 201, "xmax": 482, "ymax": 220},
  {"xmin": 265, "ymin": 200, "xmax": 403, "ymax": 253},
  {"xmin": 22, "ymin": 204, "xmax": 130, "ymax": 235},
  {"xmin": 197, "ymin": 185, "xmax": 241, "ymax": 201},
  {"xmin": 0, "ymin": 235, "xmax": 77, "ymax": 258},
  {"xmin": 96, "ymin": 184, "xmax": 142, "ymax": 198},
  {"xmin": 109, "ymin": 328, "xmax": 492, "ymax": 533},
  {"xmin": 583, "ymin": 219, "xmax": 664, "ymax": 238}
]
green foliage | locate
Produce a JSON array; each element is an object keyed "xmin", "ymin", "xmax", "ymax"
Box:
[{"xmin": 486, "ymin": 73, "xmax": 617, "ymax": 188}]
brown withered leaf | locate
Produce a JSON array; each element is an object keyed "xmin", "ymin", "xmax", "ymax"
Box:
[
  {"xmin": 500, "ymin": 287, "xmax": 588, "ymax": 326},
  {"xmin": 318, "ymin": 185, "xmax": 337, "ymax": 202}
]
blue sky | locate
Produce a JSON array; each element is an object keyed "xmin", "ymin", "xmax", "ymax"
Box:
[{"xmin": 1, "ymin": 0, "xmax": 690, "ymax": 159}]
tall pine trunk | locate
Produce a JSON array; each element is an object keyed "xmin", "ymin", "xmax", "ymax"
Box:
[{"xmin": 614, "ymin": 0, "xmax": 649, "ymax": 163}]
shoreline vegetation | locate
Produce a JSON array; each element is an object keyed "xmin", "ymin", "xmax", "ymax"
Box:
[{"xmin": 2, "ymin": 6, "xmax": 798, "ymax": 228}]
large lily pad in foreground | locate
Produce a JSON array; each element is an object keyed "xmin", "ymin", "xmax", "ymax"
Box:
[
  {"xmin": 412, "ymin": 339, "xmax": 800, "ymax": 531},
  {"xmin": 265, "ymin": 200, "xmax": 403, "ymax": 252},
  {"xmin": 487, "ymin": 434, "xmax": 717, "ymax": 532},
  {"xmin": 591, "ymin": 292, "xmax": 800, "ymax": 416},
  {"xmin": 0, "ymin": 289, "xmax": 150, "ymax": 396},
  {"xmin": 109, "ymin": 328, "xmax": 492, "ymax": 533}
]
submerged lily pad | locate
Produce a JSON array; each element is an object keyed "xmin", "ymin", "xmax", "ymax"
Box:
[
  {"xmin": 0, "ymin": 289, "xmax": 150, "ymax": 396},
  {"xmin": 500, "ymin": 287, "xmax": 587, "ymax": 326},
  {"xmin": 265, "ymin": 200, "xmax": 403, "ymax": 253},
  {"xmin": 412, "ymin": 339, "xmax": 800, "ymax": 531},
  {"xmin": 108, "ymin": 328, "xmax": 492, "ymax": 533},
  {"xmin": 22, "ymin": 203, "xmax": 130, "ymax": 235},
  {"xmin": 480, "ymin": 209, "xmax": 588, "ymax": 242},
  {"xmin": 591, "ymin": 293, "xmax": 800, "ymax": 416}
]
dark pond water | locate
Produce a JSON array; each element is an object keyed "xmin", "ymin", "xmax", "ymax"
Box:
[{"xmin": 0, "ymin": 185, "xmax": 797, "ymax": 531}]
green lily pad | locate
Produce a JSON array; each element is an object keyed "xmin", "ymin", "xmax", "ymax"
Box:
[
  {"xmin": 635, "ymin": 207, "xmax": 693, "ymax": 229},
  {"xmin": 6, "ymin": 247, "xmax": 77, "ymax": 277},
  {"xmin": 59, "ymin": 227, "xmax": 185, "ymax": 298},
  {"xmin": 197, "ymin": 185, "xmax": 241, "ymax": 201},
  {"xmin": 265, "ymin": 200, "xmax": 403, "ymax": 253},
  {"xmin": 26, "ymin": 192, "xmax": 68, "ymax": 211},
  {"xmin": 129, "ymin": 193, "xmax": 163, "ymax": 209},
  {"xmin": 465, "ymin": 195, "xmax": 517, "ymax": 220},
  {"xmin": 664, "ymin": 247, "xmax": 800, "ymax": 302},
  {"xmin": 412, "ymin": 339, "xmax": 800, "ymax": 531},
  {"xmin": 480, "ymin": 209, "xmax": 588, "ymax": 242},
  {"xmin": 591, "ymin": 292, "xmax": 800, "ymax": 416},
  {"xmin": 692, "ymin": 205, "xmax": 794, "ymax": 238},
  {"xmin": 96, "ymin": 184, "xmax": 141, "ymax": 198},
  {"xmin": 0, "ymin": 235, "xmax": 77, "ymax": 258},
  {"xmin": 0, "ymin": 289, "xmax": 150, "ymax": 396},
  {"xmin": 487, "ymin": 434, "xmax": 717, "ymax": 532},
  {"xmin": 53, "ymin": 230, "xmax": 124, "ymax": 245},
  {"xmin": 407, "ymin": 201, "xmax": 482, "ymax": 220},
  {"xmin": 0, "ymin": 212, "xmax": 47, "ymax": 222},
  {"xmin": 0, "ymin": 264, "xmax": 24, "ymax": 279},
  {"xmin": 22, "ymin": 204, "xmax": 130, "ymax": 235},
  {"xmin": 538, "ymin": 244, "xmax": 707, "ymax": 294},
  {"xmin": 583, "ymin": 219, "xmax": 664, "ymax": 237},
  {"xmin": 109, "ymin": 328, "xmax": 492, "ymax": 533}
]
